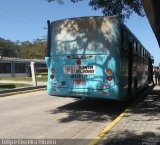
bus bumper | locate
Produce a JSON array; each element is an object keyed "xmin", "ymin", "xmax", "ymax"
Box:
[{"xmin": 47, "ymin": 83, "xmax": 127, "ymax": 101}]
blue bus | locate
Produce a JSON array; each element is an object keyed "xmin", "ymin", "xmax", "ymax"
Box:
[{"xmin": 45, "ymin": 16, "xmax": 152, "ymax": 101}]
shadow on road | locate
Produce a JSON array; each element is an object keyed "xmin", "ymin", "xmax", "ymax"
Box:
[
  {"xmin": 49, "ymin": 85, "xmax": 158, "ymax": 125},
  {"xmin": 49, "ymin": 98, "xmax": 128, "ymax": 123}
]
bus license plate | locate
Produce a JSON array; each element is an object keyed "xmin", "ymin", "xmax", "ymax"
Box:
[{"xmin": 73, "ymin": 80, "xmax": 85, "ymax": 84}]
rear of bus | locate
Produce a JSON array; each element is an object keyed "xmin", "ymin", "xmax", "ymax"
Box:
[{"xmin": 45, "ymin": 16, "xmax": 123, "ymax": 101}]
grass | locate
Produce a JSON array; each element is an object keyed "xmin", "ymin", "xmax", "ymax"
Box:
[
  {"xmin": 0, "ymin": 83, "xmax": 32, "ymax": 90},
  {"xmin": 0, "ymin": 76, "xmax": 47, "ymax": 82},
  {"xmin": 0, "ymin": 76, "xmax": 47, "ymax": 90}
]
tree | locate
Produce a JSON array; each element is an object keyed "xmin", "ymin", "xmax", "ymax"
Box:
[
  {"xmin": 0, "ymin": 38, "xmax": 20, "ymax": 57},
  {"xmin": 47, "ymin": 0, "xmax": 145, "ymax": 21},
  {"xmin": 0, "ymin": 37, "xmax": 46, "ymax": 59},
  {"xmin": 20, "ymin": 38, "xmax": 46, "ymax": 59}
]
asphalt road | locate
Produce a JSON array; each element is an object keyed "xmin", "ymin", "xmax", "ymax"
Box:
[{"xmin": 0, "ymin": 91, "xmax": 127, "ymax": 145}]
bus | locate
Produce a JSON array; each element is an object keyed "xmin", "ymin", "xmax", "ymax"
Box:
[{"xmin": 45, "ymin": 16, "xmax": 152, "ymax": 101}]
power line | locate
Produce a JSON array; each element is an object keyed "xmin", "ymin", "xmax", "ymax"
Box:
[{"xmin": 0, "ymin": 9, "xmax": 45, "ymax": 28}]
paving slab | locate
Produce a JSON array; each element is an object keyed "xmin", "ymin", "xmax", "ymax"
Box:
[{"xmin": 98, "ymin": 85, "xmax": 160, "ymax": 145}]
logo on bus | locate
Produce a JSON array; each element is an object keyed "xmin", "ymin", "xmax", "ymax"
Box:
[{"xmin": 64, "ymin": 65, "xmax": 96, "ymax": 74}]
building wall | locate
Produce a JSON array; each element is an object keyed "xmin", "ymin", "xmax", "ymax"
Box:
[{"xmin": 0, "ymin": 58, "xmax": 45, "ymax": 78}]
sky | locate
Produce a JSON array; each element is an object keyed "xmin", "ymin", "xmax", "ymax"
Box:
[{"xmin": 0, "ymin": 0, "xmax": 160, "ymax": 65}]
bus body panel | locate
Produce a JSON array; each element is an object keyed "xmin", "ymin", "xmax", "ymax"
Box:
[
  {"xmin": 45, "ymin": 54, "xmax": 127, "ymax": 101},
  {"xmin": 46, "ymin": 16, "xmax": 151, "ymax": 101}
]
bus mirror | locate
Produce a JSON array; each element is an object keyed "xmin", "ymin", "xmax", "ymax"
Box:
[{"xmin": 151, "ymin": 58, "xmax": 154, "ymax": 64}]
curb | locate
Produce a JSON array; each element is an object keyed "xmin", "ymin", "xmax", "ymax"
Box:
[
  {"xmin": 88, "ymin": 85, "xmax": 154, "ymax": 145},
  {"xmin": 0, "ymin": 85, "xmax": 46, "ymax": 94},
  {"xmin": 0, "ymin": 86, "xmax": 46, "ymax": 97}
]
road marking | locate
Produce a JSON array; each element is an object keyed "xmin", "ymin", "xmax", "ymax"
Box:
[
  {"xmin": 88, "ymin": 109, "xmax": 128, "ymax": 145},
  {"xmin": 88, "ymin": 85, "xmax": 154, "ymax": 145},
  {"xmin": 0, "ymin": 88, "xmax": 46, "ymax": 97}
]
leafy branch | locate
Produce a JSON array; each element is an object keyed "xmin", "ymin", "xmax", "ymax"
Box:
[{"xmin": 46, "ymin": 0, "xmax": 145, "ymax": 21}]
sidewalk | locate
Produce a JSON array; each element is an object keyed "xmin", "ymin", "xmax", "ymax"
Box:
[{"xmin": 98, "ymin": 86, "xmax": 160, "ymax": 145}]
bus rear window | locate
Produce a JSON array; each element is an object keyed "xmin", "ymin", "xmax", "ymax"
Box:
[{"xmin": 51, "ymin": 17, "xmax": 120, "ymax": 55}]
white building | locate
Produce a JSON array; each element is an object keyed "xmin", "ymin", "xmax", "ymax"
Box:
[{"xmin": 0, "ymin": 56, "xmax": 46, "ymax": 77}]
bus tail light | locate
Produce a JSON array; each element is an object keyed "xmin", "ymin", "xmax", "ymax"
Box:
[
  {"xmin": 106, "ymin": 68, "xmax": 113, "ymax": 81},
  {"xmin": 107, "ymin": 76, "xmax": 112, "ymax": 81},
  {"xmin": 106, "ymin": 68, "xmax": 112, "ymax": 74},
  {"xmin": 99, "ymin": 91, "xmax": 109, "ymax": 95},
  {"xmin": 50, "ymin": 75, "xmax": 54, "ymax": 80},
  {"xmin": 51, "ymin": 68, "xmax": 55, "ymax": 73}
]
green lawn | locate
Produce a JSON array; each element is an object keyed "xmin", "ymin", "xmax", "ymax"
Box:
[{"xmin": 0, "ymin": 83, "xmax": 32, "ymax": 90}]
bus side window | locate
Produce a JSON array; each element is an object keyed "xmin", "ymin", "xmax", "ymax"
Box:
[
  {"xmin": 136, "ymin": 42, "xmax": 138, "ymax": 53},
  {"xmin": 143, "ymin": 49, "xmax": 145, "ymax": 57},
  {"xmin": 128, "ymin": 34, "xmax": 134, "ymax": 52},
  {"xmin": 133, "ymin": 41, "xmax": 136, "ymax": 53},
  {"xmin": 122, "ymin": 29, "xmax": 128, "ymax": 52},
  {"xmin": 139, "ymin": 46, "xmax": 141, "ymax": 56},
  {"xmin": 121, "ymin": 29, "xmax": 129, "ymax": 87},
  {"xmin": 137, "ymin": 43, "xmax": 140, "ymax": 55}
]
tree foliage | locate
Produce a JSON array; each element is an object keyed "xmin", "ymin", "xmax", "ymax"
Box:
[
  {"xmin": 20, "ymin": 39, "xmax": 47, "ymax": 59},
  {"xmin": 47, "ymin": 0, "xmax": 145, "ymax": 21},
  {"xmin": 0, "ymin": 37, "xmax": 46, "ymax": 59},
  {"xmin": 0, "ymin": 38, "xmax": 20, "ymax": 57}
]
